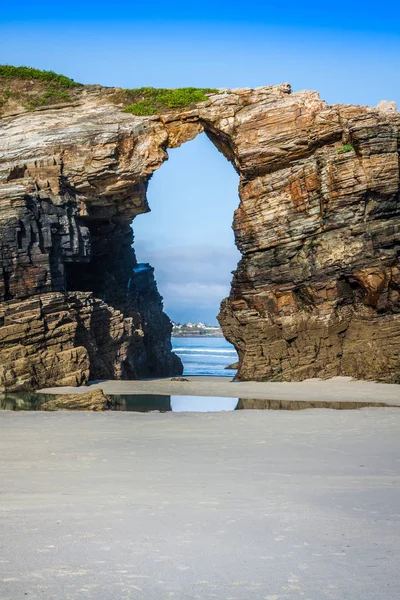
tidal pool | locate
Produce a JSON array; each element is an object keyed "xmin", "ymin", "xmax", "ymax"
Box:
[
  {"xmin": 0, "ymin": 393, "xmax": 239, "ymax": 412},
  {"xmin": 1, "ymin": 393, "xmax": 392, "ymax": 412}
]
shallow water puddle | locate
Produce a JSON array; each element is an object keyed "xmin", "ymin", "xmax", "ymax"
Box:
[
  {"xmin": 112, "ymin": 395, "xmax": 239, "ymax": 412},
  {"xmin": 1, "ymin": 393, "xmax": 398, "ymax": 412},
  {"xmin": 0, "ymin": 393, "xmax": 239, "ymax": 412}
]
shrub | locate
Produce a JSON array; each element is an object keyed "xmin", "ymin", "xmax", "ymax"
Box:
[
  {"xmin": 0, "ymin": 65, "xmax": 80, "ymax": 88},
  {"xmin": 337, "ymin": 144, "xmax": 355, "ymax": 154},
  {"xmin": 124, "ymin": 87, "xmax": 218, "ymax": 115}
]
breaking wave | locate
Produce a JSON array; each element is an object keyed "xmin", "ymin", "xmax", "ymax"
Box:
[
  {"xmin": 173, "ymin": 348, "xmax": 236, "ymax": 354},
  {"xmin": 171, "ymin": 336, "xmax": 238, "ymax": 377}
]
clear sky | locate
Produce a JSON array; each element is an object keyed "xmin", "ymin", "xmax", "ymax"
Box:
[
  {"xmin": 133, "ymin": 133, "xmax": 240, "ymax": 325},
  {"xmin": 1, "ymin": 2, "xmax": 399, "ymax": 323}
]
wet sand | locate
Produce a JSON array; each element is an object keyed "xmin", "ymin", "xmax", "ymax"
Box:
[
  {"xmin": 39, "ymin": 375, "xmax": 400, "ymax": 406},
  {"xmin": 1, "ymin": 408, "xmax": 399, "ymax": 599}
]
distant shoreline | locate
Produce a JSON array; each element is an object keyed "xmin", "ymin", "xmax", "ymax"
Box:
[
  {"xmin": 172, "ymin": 325, "xmax": 224, "ymax": 338},
  {"xmin": 171, "ymin": 333, "xmax": 224, "ymax": 338}
]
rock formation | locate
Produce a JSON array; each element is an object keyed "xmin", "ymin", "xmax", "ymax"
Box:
[
  {"xmin": 237, "ymin": 399, "xmax": 400, "ymax": 411},
  {"xmin": 0, "ymin": 76, "xmax": 399, "ymax": 389},
  {"xmin": 0, "ymin": 388, "xmax": 113, "ymax": 410},
  {"xmin": 39, "ymin": 389, "xmax": 112, "ymax": 411}
]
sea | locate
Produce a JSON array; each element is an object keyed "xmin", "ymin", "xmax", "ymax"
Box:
[{"xmin": 171, "ymin": 336, "xmax": 238, "ymax": 377}]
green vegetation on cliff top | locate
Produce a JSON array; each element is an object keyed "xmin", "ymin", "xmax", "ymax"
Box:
[
  {"xmin": 123, "ymin": 87, "xmax": 219, "ymax": 115},
  {"xmin": 0, "ymin": 65, "xmax": 81, "ymax": 111},
  {"xmin": 0, "ymin": 65, "xmax": 218, "ymax": 115},
  {"xmin": 0, "ymin": 65, "xmax": 80, "ymax": 88}
]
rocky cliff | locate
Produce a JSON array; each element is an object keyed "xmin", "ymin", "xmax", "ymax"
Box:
[{"xmin": 0, "ymin": 73, "xmax": 399, "ymax": 389}]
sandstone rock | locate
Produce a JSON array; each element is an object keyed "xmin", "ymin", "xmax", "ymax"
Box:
[
  {"xmin": 377, "ymin": 100, "xmax": 398, "ymax": 114},
  {"xmin": 225, "ymin": 362, "xmax": 239, "ymax": 370},
  {"xmin": 40, "ymin": 389, "xmax": 112, "ymax": 411},
  {"xmin": 1, "ymin": 80, "xmax": 399, "ymax": 387}
]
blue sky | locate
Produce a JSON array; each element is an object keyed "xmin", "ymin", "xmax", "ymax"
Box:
[
  {"xmin": 133, "ymin": 133, "xmax": 240, "ymax": 325},
  {"xmin": 1, "ymin": 2, "xmax": 399, "ymax": 323}
]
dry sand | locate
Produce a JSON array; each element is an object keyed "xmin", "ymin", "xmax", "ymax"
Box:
[
  {"xmin": 38, "ymin": 375, "xmax": 400, "ymax": 406},
  {"xmin": 1, "ymin": 407, "xmax": 399, "ymax": 599}
]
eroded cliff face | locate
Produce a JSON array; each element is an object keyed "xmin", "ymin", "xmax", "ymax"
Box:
[
  {"xmin": 0, "ymin": 82, "xmax": 399, "ymax": 389},
  {"xmin": 217, "ymin": 93, "xmax": 400, "ymax": 382},
  {"xmin": 0, "ymin": 101, "xmax": 185, "ymax": 390}
]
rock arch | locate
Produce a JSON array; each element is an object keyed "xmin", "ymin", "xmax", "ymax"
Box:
[{"xmin": 0, "ymin": 84, "xmax": 399, "ymax": 390}]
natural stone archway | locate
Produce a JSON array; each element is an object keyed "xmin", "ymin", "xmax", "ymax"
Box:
[{"xmin": 0, "ymin": 83, "xmax": 399, "ymax": 391}]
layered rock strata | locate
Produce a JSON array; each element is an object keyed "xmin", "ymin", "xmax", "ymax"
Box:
[
  {"xmin": 218, "ymin": 92, "xmax": 400, "ymax": 382},
  {"xmin": 0, "ymin": 102, "xmax": 184, "ymax": 390},
  {"xmin": 0, "ymin": 389, "xmax": 113, "ymax": 411},
  {"xmin": 0, "ymin": 82, "xmax": 399, "ymax": 389},
  {"xmin": 39, "ymin": 389, "xmax": 112, "ymax": 411}
]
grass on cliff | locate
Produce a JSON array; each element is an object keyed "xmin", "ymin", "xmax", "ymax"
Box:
[
  {"xmin": 22, "ymin": 88, "xmax": 75, "ymax": 110},
  {"xmin": 0, "ymin": 65, "xmax": 80, "ymax": 88},
  {"xmin": 0, "ymin": 65, "xmax": 81, "ymax": 112},
  {"xmin": 0, "ymin": 66, "xmax": 218, "ymax": 116},
  {"xmin": 123, "ymin": 87, "xmax": 219, "ymax": 115}
]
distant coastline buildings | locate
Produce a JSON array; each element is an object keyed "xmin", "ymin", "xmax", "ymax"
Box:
[{"xmin": 171, "ymin": 321, "xmax": 223, "ymax": 337}]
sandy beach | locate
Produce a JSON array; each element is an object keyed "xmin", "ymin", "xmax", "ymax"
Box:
[
  {"xmin": 38, "ymin": 376, "xmax": 400, "ymax": 406},
  {"xmin": 1, "ymin": 407, "xmax": 399, "ymax": 600}
]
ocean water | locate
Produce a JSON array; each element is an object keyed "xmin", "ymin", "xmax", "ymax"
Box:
[{"xmin": 171, "ymin": 336, "xmax": 238, "ymax": 377}]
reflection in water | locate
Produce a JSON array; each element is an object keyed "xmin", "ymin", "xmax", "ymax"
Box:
[
  {"xmin": 0, "ymin": 393, "xmax": 239, "ymax": 413},
  {"xmin": 112, "ymin": 395, "xmax": 171, "ymax": 412},
  {"xmin": 0, "ymin": 393, "xmax": 50, "ymax": 411},
  {"xmin": 111, "ymin": 395, "xmax": 239, "ymax": 412},
  {"xmin": 171, "ymin": 396, "xmax": 238, "ymax": 412},
  {"xmin": 1, "ymin": 394, "xmax": 385, "ymax": 412}
]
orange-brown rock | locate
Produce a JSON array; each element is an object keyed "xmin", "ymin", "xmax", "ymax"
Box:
[
  {"xmin": 0, "ymin": 80, "xmax": 399, "ymax": 389},
  {"xmin": 0, "ymin": 388, "xmax": 113, "ymax": 411},
  {"xmin": 40, "ymin": 389, "xmax": 112, "ymax": 411}
]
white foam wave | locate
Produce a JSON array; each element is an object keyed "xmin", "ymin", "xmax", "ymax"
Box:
[
  {"xmin": 176, "ymin": 354, "xmax": 235, "ymax": 360},
  {"xmin": 173, "ymin": 348, "xmax": 237, "ymax": 354}
]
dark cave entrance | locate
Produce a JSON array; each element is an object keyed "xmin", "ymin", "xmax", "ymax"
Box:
[
  {"xmin": 65, "ymin": 220, "xmax": 136, "ymax": 311},
  {"xmin": 64, "ymin": 215, "xmax": 183, "ymax": 380}
]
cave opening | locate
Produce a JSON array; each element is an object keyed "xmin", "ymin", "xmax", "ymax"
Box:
[
  {"xmin": 62, "ymin": 131, "xmax": 241, "ymax": 380},
  {"xmin": 133, "ymin": 132, "xmax": 241, "ymax": 376},
  {"xmin": 64, "ymin": 219, "xmax": 136, "ymax": 311},
  {"xmin": 63, "ymin": 215, "xmax": 184, "ymax": 381}
]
